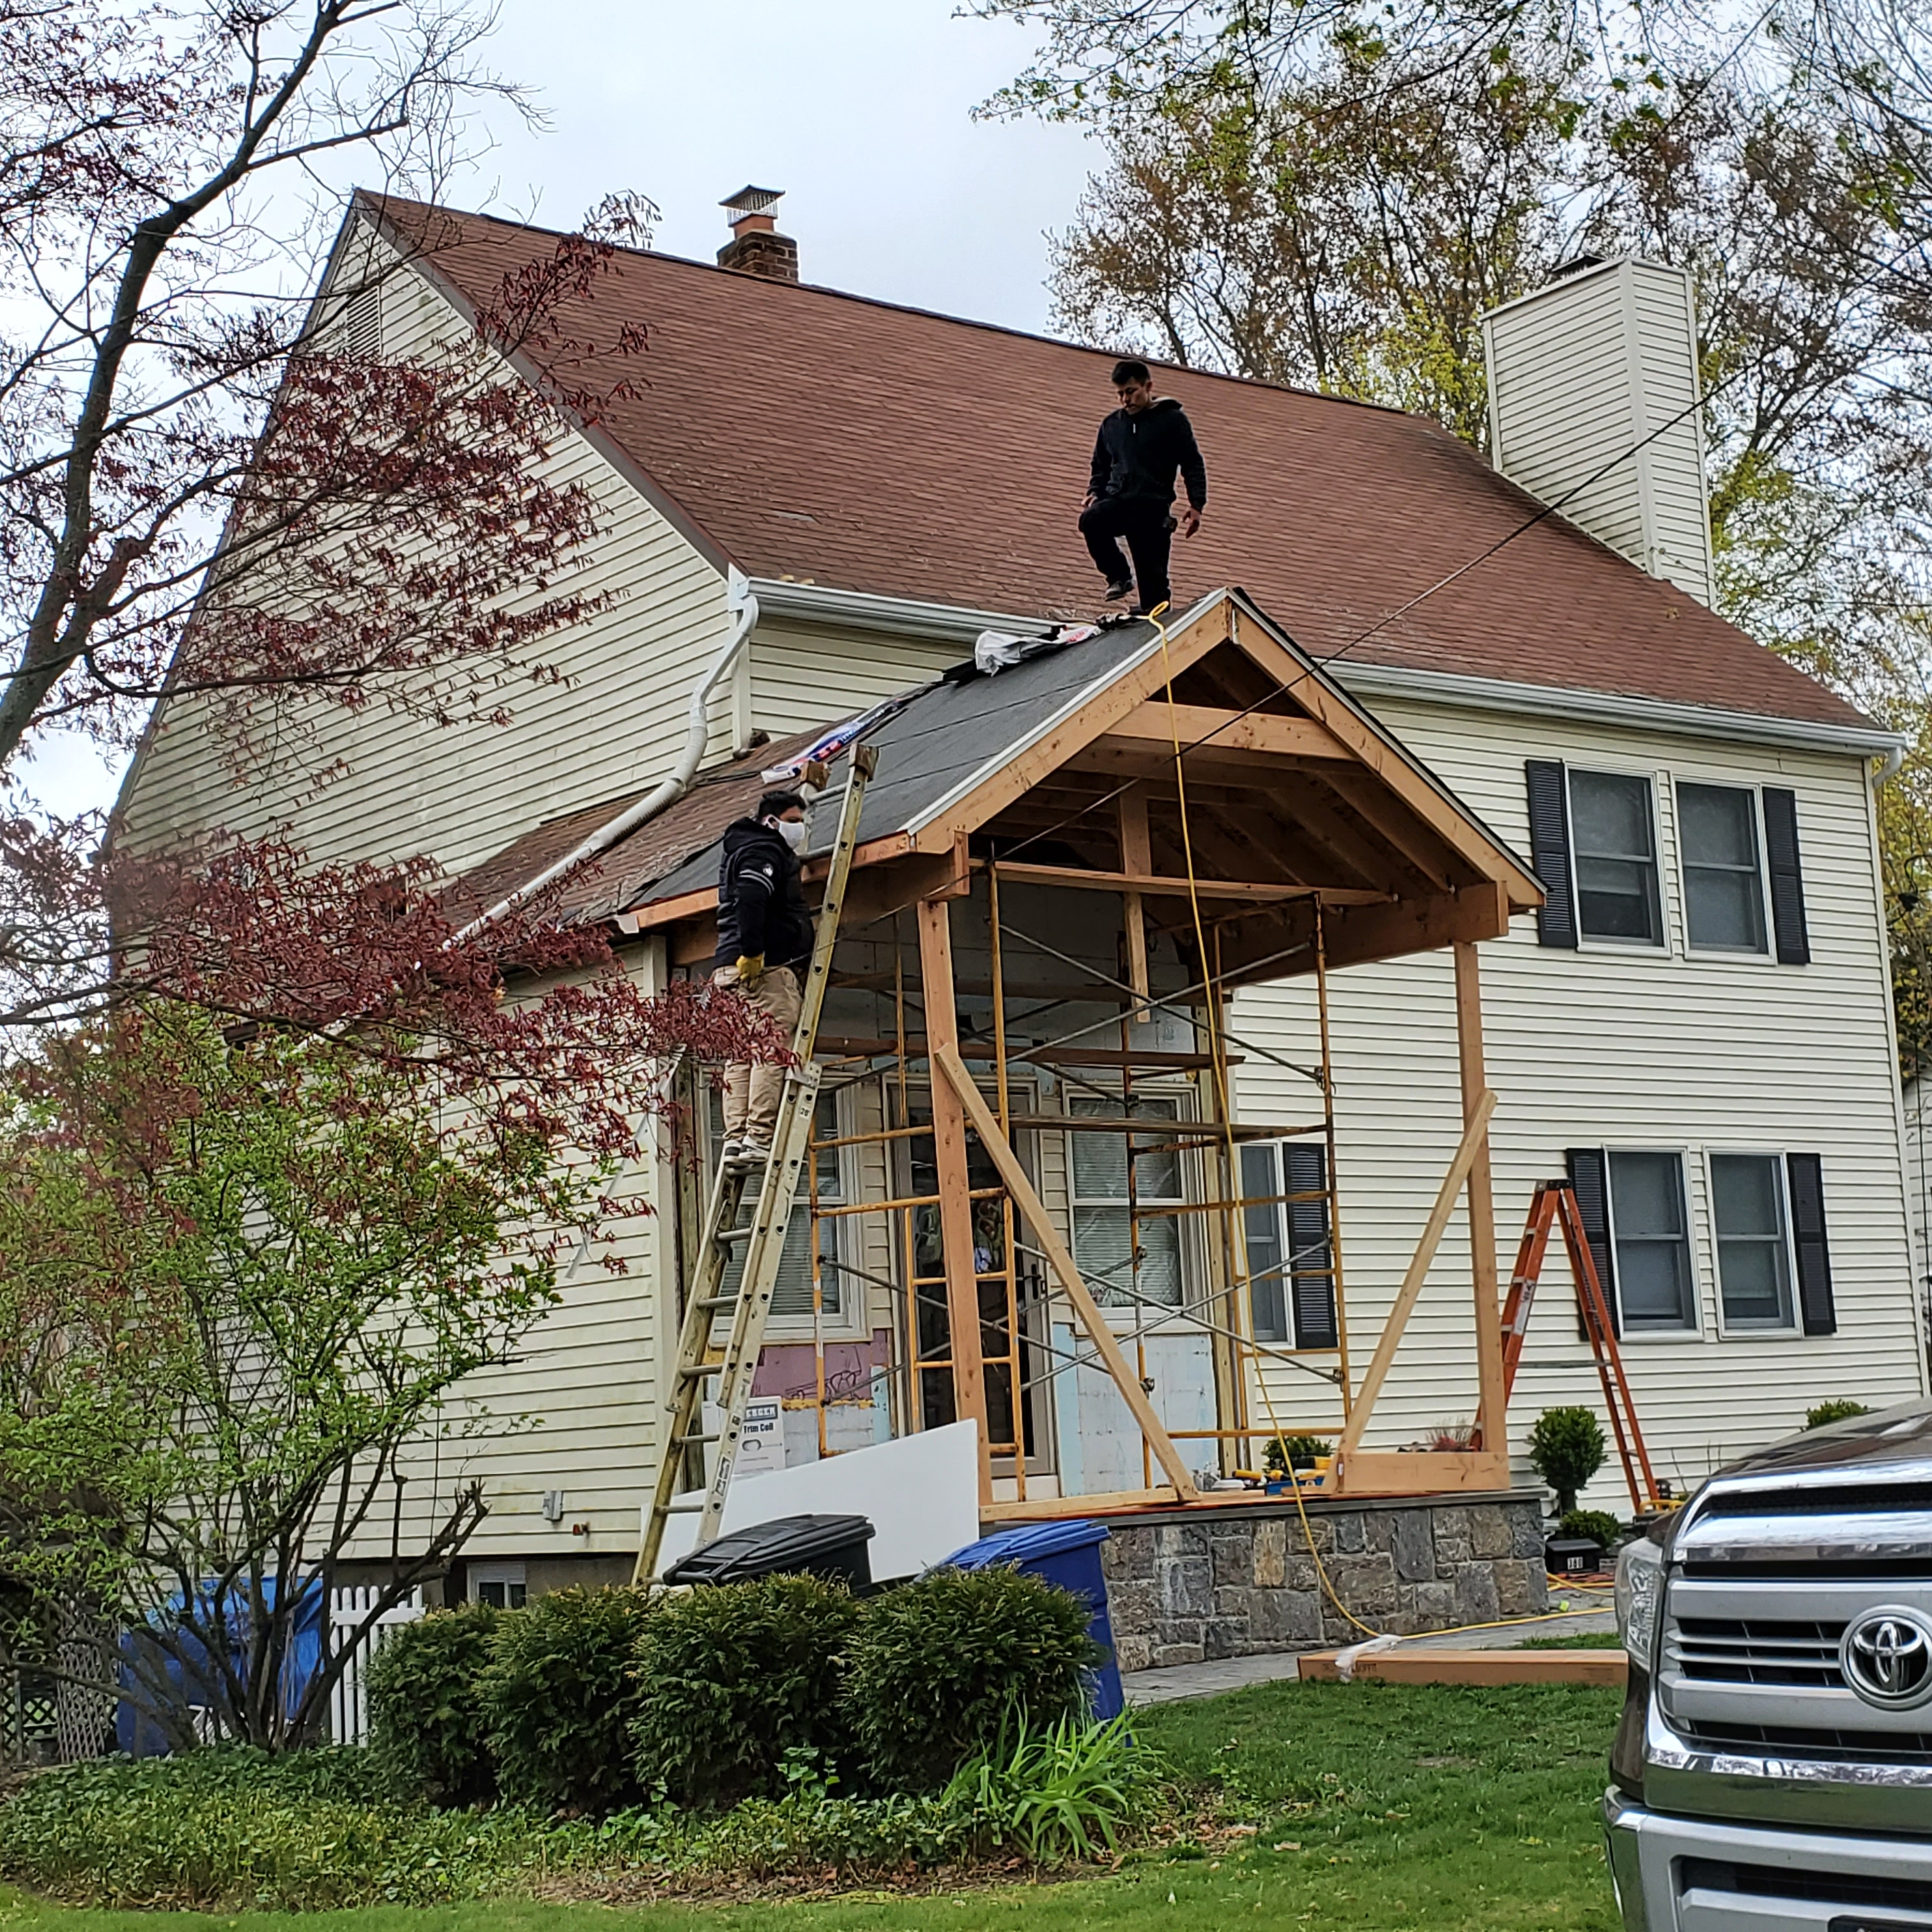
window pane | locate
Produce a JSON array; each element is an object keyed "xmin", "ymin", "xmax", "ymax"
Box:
[
  {"xmin": 1073, "ymin": 1206, "xmax": 1181, "ymax": 1307},
  {"xmin": 1680, "ymin": 784, "xmax": 1756, "ymax": 867},
  {"xmin": 1569, "ymin": 771, "xmax": 1661, "ymax": 944},
  {"xmin": 1241, "ymin": 1144, "xmax": 1288, "ymax": 1342},
  {"xmin": 761, "ymin": 1095, "xmax": 842, "ymax": 1319},
  {"xmin": 1711, "ymin": 1153, "xmax": 1794, "ymax": 1328},
  {"xmin": 1680, "ymin": 783, "xmax": 1767, "ymax": 953},
  {"xmin": 1608, "ymin": 1151, "xmax": 1695, "ymax": 1328}
]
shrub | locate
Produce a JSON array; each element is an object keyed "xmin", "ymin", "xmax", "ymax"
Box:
[
  {"xmin": 1806, "ymin": 1399, "xmax": 1872, "ymax": 1429},
  {"xmin": 630, "ymin": 1574, "xmax": 859, "ymax": 1809},
  {"xmin": 0, "ymin": 1749, "xmax": 563, "ymax": 1909},
  {"xmin": 841, "ymin": 1566, "xmax": 1100, "ymax": 1793},
  {"xmin": 1528, "ymin": 1406, "xmax": 1606, "ymax": 1515},
  {"xmin": 367, "ymin": 1600, "xmax": 500, "ymax": 1805},
  {"xmin": 941, "ymin": 1713, "xmax": 1159, "ymax": 1863},
  {"xmin": 1264, "ymin": 1434, "xmax": 1332, "ymax": 1473},
  {"xmin": 1558, "ymin": 1508, "xmax": 1622, "ymax": 1552},
  {"xmin": 479, "ymin": 1585, "xmax": 657, "ymax": 1814}
]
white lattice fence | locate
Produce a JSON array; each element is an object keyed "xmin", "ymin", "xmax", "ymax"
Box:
[{"xmin": 328, "ymin": 1586, "xmax": 424, "ymax": 1745}]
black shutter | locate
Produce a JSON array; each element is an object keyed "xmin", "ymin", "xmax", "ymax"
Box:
[
  {"xmin": 1525, "ymin": 760, "xmax": 1577, "ymax": 948},
  {"xmin": 1284, "ymin": 1142, "xmax": 1339, "ymax": 1349},
  {"xmin": 1786, "ymin": 1153, "xmax": 1836, "ymax": 1335},
  {"xmin": 1565, "ymin": 1147, "xmax": 1620, "ymax": 1337},
  {"xmin": 1761, "ymin": 788, "xmax": 1811, "ymax": 965}
]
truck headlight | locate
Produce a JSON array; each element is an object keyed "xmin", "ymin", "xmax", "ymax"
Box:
[{"xmin": 1615, "ymin": 1534, "xmax": 1664, "ymax": 1668}]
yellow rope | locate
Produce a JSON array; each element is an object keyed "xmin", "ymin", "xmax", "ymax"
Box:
[{"xmin": 1145, "ymin": 602, "xmax": 1383, "ymax": 1640}]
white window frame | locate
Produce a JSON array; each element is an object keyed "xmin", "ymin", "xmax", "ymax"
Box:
[
  {"xmin": 468, "ymin": 1561, "xmax": 526, "ymax": 1609},
  {"xmin": 703, "ymin": 1082, "xmax": 868, "ymax": 1342},
  {"xmin": 1238, "ymin": 1138, "xmax": 1338, "ymax": 1353},
  {"xmin": 1705, "ymin": 1147, "xmax": 1802, "ymax": 1337},
  {"xmin": 1066, "ymin": 1085, "xmax": 1199, "ymax": 1332},
  {"xmin": 1565, "ymin": 765, "xmax": 1669, "ymax": 953},
  {"xmin": 1675, "ymin": 779, "xmax": 1774, "ymax": 960},
  {"xmin": 1603, "ymin": 1145, "xmax": 1702, "ymax": 1337}
]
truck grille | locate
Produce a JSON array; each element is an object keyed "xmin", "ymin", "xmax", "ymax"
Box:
[
  {"xmin": 1659, "ymin": 1575, "xmax": 1932, "ymax": 1761},
  {"xmin": 1671, "ymin": 1614, "xmax": 1846, "ymax": 1688}
]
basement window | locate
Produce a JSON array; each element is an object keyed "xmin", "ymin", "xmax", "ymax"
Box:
[
  {"xmin": 1567, "ymin": 769, "xmax": 1664, "ymax": 946},
  {"xmin": 1678, "ymin": 782, "xmax": 1770, "ymax": 954},
  {"xmin": 469, "ymin": 1561, "xmax": 526, "ymax": 1609}
]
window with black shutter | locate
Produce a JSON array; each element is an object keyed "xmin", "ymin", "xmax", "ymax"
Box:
[
  {"xmin": 1238, "ymin": 1140, "xmax": 1338, "ymax": 1349},
  {"xmin": 1566, "ymin": 1147, "xmax": 1618, "ymax": 1336},
  {"xmin": 1525, "ymin": 760, "xmax": 1577, "ymax": 948},
  {"xmin": 1760, "ymin": 788, "xmax": 1812, "ymax": 965},
  {"xmin": 1785, "ymin": 1152, "xmax": 1836, "ymax": 1334}
]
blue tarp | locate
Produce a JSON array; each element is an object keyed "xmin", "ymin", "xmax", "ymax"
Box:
[{"xmin": 118, "ymin": 1575, "xmax": 325, "ymax": 1754}]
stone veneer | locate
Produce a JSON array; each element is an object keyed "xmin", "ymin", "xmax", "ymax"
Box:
[{"xmin": 1098, "ymin": 1490, "xmax": 1550, "ymax": 1670}]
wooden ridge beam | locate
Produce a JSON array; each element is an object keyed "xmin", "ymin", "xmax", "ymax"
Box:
[{"xmin": 979, "ymin": 861, "xmax": 1386, "ymax": 905}]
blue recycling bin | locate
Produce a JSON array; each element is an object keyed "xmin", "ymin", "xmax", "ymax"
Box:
[{"xmin": 940, "ymin": 1519, "xmax": 1124, "ymax": 1721}]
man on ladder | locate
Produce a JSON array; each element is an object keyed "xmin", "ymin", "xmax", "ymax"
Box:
[{"xmin": 714, "ymin": 788, "xmax": 814, "ymax": 1163}]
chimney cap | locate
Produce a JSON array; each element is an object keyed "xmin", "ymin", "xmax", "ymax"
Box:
[{"xmin": 722, "ymin": 185, "xmax": 785, "ymax": 224}]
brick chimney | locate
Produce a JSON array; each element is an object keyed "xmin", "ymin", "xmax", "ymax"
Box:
[{"xmin": 717, "ymin": 185, "xmax": 798, "ymax": 282}]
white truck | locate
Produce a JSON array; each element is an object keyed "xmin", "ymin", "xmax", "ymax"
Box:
[{"xmin": 1607, "ymin": 1401, "xmax": 1932, "ymax": 1930}]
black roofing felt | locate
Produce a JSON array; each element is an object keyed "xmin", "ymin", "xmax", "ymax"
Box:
[{"xmin": 642, "ymin": 614, "xmax": 1170, "ymax": 905}]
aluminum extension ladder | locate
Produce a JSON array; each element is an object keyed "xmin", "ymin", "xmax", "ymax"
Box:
[
  {"xmin": 634, "ymin": 745, "xmax": 877, "ymax": 1583},
  {"xmin": 1484, "ymin": 1177, "xmax": 1664, "ymax": 1515}
]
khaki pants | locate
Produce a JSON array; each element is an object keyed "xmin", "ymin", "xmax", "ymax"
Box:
[{"xmin": 714, "ymin": 963, "xmax": 802, "ymax": 1142}]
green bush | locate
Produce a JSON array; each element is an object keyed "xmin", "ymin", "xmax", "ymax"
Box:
[
  {"xmin": 631, "ymin": 1574, "xmax": 859, "ymax": 1809},
  {"xmin": 366, "ymin": 1600, "xmax": 500, "ymax": 1805},
  {"xmin": 1264, "ymin": 1434, "xmax": 1333, "ymax": 1473},
  {"xmin": 1806, "ymin": 1398, "xmax": 1872, "ymax": 1429},
  {"xmin": 1558, "ymin": 1508, "xmax": 1622, "ymax": 1552},
  {"xmin": 1528, "ymin": 1406, "xmax": 1606, "ymax": 1515},
  {"xmin": 479, "ymin": 1584, "xmax": 657, "ymax": 1814},
  {"xmin": 941, "ymin": 1713, "xmax": 1158, "ymax": 1863},
  {"xmin": 841, "ymin": 1566, "xmax": 1100, "ymax": 1793}
]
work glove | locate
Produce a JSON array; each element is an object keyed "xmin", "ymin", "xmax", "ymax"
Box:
[{"xmin": 734, "ymin": 953, "xmax": 765, "ymax": 987}]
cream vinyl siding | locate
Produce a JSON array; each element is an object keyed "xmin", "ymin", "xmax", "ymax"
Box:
[
  {"xmin": 354, "ymin": 938, "xmax": 675, "ymax": 1560},
  {"xmin": 1483, "ymin": 257, "xmax": 1715, "ymax": 604},
  {"xmin": 1232, "ymin": 697, "xmax": 1924, "ymax": 1511},
  {"xmin": 748, "ymin": 620, "xmax": 962, "ymax": 744},
  {"xmin": 116, "ymin": 217, "xmax": 733, "ymax": 882}
]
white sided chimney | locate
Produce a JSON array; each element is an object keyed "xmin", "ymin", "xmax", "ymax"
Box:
[{"xmin": 1481, "ymin": 256, "xmax": 1714, "ymax": 605}]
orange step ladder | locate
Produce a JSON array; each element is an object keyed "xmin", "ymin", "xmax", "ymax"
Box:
[{"xmin": 1482, "ymin": 1179, "xmax": 1664, "ymax": 1514}]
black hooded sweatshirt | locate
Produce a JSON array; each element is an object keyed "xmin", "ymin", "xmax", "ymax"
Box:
[
  {"xmin": 715, "ymin": 817, "xmax": 813, "ymax": 972},
  {"xmin": 1088, "ymin": 397, "xmax": 1208, "ymax": 509}
]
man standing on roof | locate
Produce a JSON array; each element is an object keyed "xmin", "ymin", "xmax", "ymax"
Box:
[
  {"xmin": 1080, "ymin": 358, "xmax": 1207, "ymax": 617},
  {"xmin": 714, "ymin": 789, "xmax": 814, "ymax": 1162}
]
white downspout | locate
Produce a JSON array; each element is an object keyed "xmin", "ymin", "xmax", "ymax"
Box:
[
  {"xmin": 1876, "ymin": 744, "xmax": 1908, "ymax": 786},
  {"xmin": 449, "ymin": 569, "xmax": 760, "ymax": 946}
]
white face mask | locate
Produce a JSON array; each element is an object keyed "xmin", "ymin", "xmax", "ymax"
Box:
[{"xmin": 776, "ymin": 816, "xmax": 808, "ymax": 854}]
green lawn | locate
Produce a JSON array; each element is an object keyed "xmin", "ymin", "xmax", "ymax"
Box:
[{"xmin": 0, "ymin": 1678, "xmax": 1623, "ymax": 1932}]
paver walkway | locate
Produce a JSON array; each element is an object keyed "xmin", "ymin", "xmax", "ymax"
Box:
[{"xmin": 1120, "ymin": 1597, "xmax": 1618, "ymax": 1706}]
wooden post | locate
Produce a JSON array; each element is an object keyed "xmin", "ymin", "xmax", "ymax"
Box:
[
  {"xmin": 1334, "ymin": 1089, "xmax": 1497, "ymax": 1465},
  {"xmin": 1455, "ymin": 941, "xmax": 1508, "ymax": 1466},
  {"xmin": 917, "ymin": 896, "xmax": 993, "ymax": 1502},
  {"xmin": 934, "ymin": 1044, "xmax": 1200, "ymax": 1502},
  {"xmin": 1117, "ymin": 785, "xmax": 1153, "ymax": 1009}
]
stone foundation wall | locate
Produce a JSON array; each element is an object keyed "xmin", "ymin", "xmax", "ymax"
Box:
[{"xmin": 1099, "ymin": 1491, "xmax": 1549, "ymax": 1670}]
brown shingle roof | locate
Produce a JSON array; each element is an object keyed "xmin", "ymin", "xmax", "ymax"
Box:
[{"xmin": 377, "ymin": 196, "xmax": 1869, "ymax": 733}]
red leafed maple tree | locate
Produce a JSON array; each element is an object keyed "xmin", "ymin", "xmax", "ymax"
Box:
[{"xmin": 0, "ymin": 3, "xmax": 788, "ymax": 1745}]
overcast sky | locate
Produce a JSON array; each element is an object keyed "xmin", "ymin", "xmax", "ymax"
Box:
[{"xmin": 25, "ymin": 0, "xmax": 1094, "ymax": 818}]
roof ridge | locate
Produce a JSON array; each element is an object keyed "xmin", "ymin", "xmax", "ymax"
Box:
[{"xmin": 360, "ymin": 190, "xmax": 1427, "ymax": 426}]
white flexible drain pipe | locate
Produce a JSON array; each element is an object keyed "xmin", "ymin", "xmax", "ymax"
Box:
[{"xmin": 449, "ymin": 568, "xmax": 760, "ymax": 947}]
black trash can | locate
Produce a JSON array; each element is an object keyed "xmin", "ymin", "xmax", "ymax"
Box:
[{"xmin": 663, "ymin": 1513, "xmax": 876, "ymax": 1590}]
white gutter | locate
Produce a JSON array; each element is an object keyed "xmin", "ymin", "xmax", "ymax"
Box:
[
  {"xmin": 748, "ymin": 576, "xmax": 1036, "ymax": 644},
  {"xmin": 1334, "ymin": 657, "xmax": 1909, "ymax": 771},
  {"xmin": 449, "ymin": 569, "xmax": 760, "ymax": 946}
]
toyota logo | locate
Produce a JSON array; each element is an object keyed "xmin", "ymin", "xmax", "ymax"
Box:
[{"xmin": 1841, "ymin": 1607, "xmax": 1932, "ymax": 1710}]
